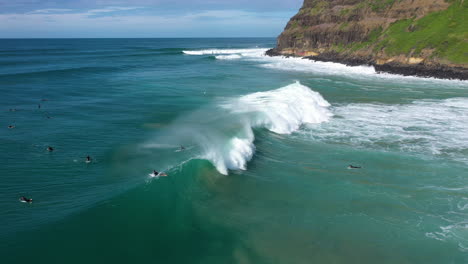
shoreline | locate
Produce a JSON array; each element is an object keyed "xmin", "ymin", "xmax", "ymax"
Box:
[{"xmin": 265, "ymin": 49, "xmax": 468, "ymax": 81}]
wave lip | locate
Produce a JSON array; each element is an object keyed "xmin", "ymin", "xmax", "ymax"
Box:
[{"xmin": 226, "ymin": 81, "xmax": 332, "ymax": 134}]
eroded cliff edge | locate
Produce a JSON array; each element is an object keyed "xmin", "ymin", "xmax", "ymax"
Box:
[{"xmin": 267, "ymin": 0, "xmax": 468, "ymax": 80}]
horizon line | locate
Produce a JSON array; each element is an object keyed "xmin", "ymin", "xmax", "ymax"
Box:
[{"xmin": 0, "ymin": 36, "xmax": 278, "ymax": 39}]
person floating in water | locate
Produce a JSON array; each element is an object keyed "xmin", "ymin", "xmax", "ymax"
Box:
[
  {"xmin": 180, "ymin": 145, "xmax": 185, "ymax": 151},
  {"xmin": 47, "ymin": 146, "xmax": 54, "ymax": 152},
  {"xmin": 86, "ymin": 156, "xmax": 92, "ymax": 163},
  {"xmin": 348, "ymin": 165, "xmax": 362, "ymax": 169},
  {"xmin": 8, "ymin": 125, "xmax": 15, "ymax": 129},
  {"xmin": 38, "ymin": 104, "xmax": 41, "ymax": 109},
  {"xmin": 152, "ymin": 170, "xmax": 167, "ymax": 177},
  {"xmin": 19, "ymin": 196, "xmax": 33, "ymax": 203}
]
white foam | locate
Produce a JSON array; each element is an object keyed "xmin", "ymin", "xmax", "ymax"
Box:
[
  {"xmin": 301, "ymin": 97, "xmax": 468, "ymax": 164},
  {"xmin": 186, "ymin": 47, "xmax": 467, "ymax": 84},
  {"xmin": 196, "ymin": 81, "xmax": 331, "ymax": 175},
  {"xmin": 203, "ymin": 126, "xmax": 256, "ymax": 175},
  {"xmin": 183, "ymin": 48, "xmax": 267, "ymax": 56},
  {"xmin": 215, "ymin": 54, "xmax": 242, "ymax": 60},
  {"xmin": 426, "ymin": 222, "xmax": 468, "ymax": 252},
  {"xmin": 224, "ymin": 81, "xmax": 332, "ymax": 134}
]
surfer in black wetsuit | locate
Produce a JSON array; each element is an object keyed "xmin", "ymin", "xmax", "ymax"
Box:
[
  {"xmin": 348, "ymin": 165, "xmax": 361, "ymax": 169},
  {"xmin": 153, "ymin": 170, "xmax": 159, "ymax": 176},
  {"xmin": 180, "ymin": 145, "xmax": 185, "ymax": 151},
  {"xmin": 47, "ymin": 146, "xmax": 54, "ymax": 152},
  {"xmin": 8, "ymin": 125, "xmax": 15, "ymax": 129},
  {"xmin": 86, "ymin": 156, "xmax": 92, "ymax": 162},
  {"xmin": 19, "ymin": 196, "xmax": 33, "ymax": 203}
]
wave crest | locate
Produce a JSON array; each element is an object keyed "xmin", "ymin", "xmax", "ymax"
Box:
[{"xmin": 206, "ymin": 81, "xmax": 332, "ymax": 174}]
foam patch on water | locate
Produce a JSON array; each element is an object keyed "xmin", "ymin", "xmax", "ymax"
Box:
[
  {"xmin": 215, "ymin": 54, "xmax": 242, "ymax": 60},
  {"xmin": 426, "ymin": 222, "xmax": 468, "ymax": 252},
  {"xmin": 301, "ymin": 97, "xmax": 468, "ymax": 164},
  {"xmin": 183, "ymin": 48, "xmax": 267, "ymax": 56}
]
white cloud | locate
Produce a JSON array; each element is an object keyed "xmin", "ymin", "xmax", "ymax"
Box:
[
  {"xmin": 0, "ymin": 7, "xmax": 292, "ymax": 37},
  {"xmin": 86, "ymin": 6, "xmax": 144, "ymax": 15},
  {"xmin": 28, "ymin": 8, "xmax": 73, "ymax": 14}
]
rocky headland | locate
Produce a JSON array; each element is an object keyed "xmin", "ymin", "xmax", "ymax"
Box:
[{"xmin": 267, "ymin": 0, "xmax": 468, "ymax": 80}]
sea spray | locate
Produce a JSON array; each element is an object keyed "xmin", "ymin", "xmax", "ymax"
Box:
[
  {"xmin": 224, "ymin": 81, "xmax": 332, "ymax": 134},
  {"xmin": 144, "ymin": 82, "xmax": 332, "ymax": 175}
]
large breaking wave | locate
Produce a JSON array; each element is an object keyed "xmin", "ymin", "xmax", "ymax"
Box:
[{"xmin": 143, "ymin": 82, "xmax": 332, "ymax": 175}]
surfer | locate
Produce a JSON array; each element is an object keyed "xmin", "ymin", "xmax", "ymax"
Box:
[
  {"xmin": 38, "ymin": 104, "xmax": 41, "ymax": 109},
  {"xmin": 348, "ymin": 165, "xmax": 361, "ymax": 169},
  {"xmin": 8, "ymin": 125, "xmax": 15, "ymax": 129},
  {"xmin": 152, "ymin": 170, "xmax": 167, "ymax": 177},
  {"xmin": 180, "ymin": 145, "xmax": 185, "ymax": 151},
  {"xmin": 47, "ymin": 146, "xmax": 54, "ymax": 152},
  {"xmin": 19, "ymin": 196, "xmax": 33, "ymax": 203},
  {"xmin": 86, "ymin": 156, "xmax": 92, "ymax": 163}
]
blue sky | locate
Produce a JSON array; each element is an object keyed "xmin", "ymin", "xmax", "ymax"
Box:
[{"xmin": 0, "ymin": 0, "xmax": 303, "ymax": 38}]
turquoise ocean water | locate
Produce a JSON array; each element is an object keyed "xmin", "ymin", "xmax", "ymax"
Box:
[{"xmin": 1, "ymin": 38, "xmax": 467, "ymax": 263}]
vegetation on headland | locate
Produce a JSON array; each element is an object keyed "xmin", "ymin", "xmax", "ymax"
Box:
[
  {"xmin": 374, "ymin": 0, "xmax": 467, "ymax": 63},
  {"xmin": 277, "ymin": 0, "xmax": 468, "ymax": 67}
]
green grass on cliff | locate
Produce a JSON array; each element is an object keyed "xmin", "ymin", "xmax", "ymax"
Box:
[{"xmin": 375, "ymin": 0, "xmax": 468, "ymax": 63}]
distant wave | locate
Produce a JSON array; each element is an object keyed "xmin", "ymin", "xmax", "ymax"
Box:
[
  {"xmin": 183, "ymin": 48, "xmax": 467, "ymax": 84},
  {"xmin": 183, "ymin": 48, "xmax": 267, "ymax": 56}
]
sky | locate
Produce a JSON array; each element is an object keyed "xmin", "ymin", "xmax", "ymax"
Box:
[{"xmin": 0, "ymin": 0, "xmax": 303, "ymax": 38}]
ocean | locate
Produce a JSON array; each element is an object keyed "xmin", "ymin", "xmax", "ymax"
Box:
[{"xmin": 1, "ymin": 38, "xmax": 467, "ymax": 263}]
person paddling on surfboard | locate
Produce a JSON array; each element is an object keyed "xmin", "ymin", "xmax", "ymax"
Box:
[
  {"xmin": 152, "ymin": 170, "xmax": 167, "ymax": 177},
  {"xmin": 348, "ymin": 165, "xmax": 361, "ymax": 169},
  {"xmin": 19, "ymin": 196, "xmax": 33, "ymax": 203},
  {"xmin": 47, "ymin": 146, "xmax": 54, "ymax": 152}
]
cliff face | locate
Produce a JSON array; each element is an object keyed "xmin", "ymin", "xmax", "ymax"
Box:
[{"xmin": 269, "ymin": 0, "xmax": 468, "ymax": 79}]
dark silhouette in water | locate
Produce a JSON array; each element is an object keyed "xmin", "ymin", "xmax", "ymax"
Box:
[
  {"xmin": 348, "ymin": 165, "xmax": 362, "ymax": 169},
  {"xmin": 47, "ymin": 146, "xmax": 54, "ymax": 152},
  {"xmin": 19, "ymin": 196, "xmax": 33, "ymax": 203}
]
